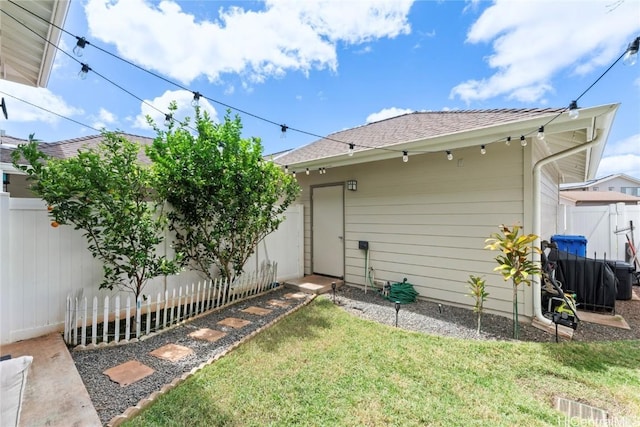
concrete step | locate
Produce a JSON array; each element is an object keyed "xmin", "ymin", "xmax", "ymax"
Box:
[{"xmin": 284, "ymin": 275, "xmax": 344, "ymax": 295}]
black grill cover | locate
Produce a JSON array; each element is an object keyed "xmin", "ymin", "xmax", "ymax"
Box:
[{"xmin": 548, "ymin": 249, "xmax": 616, "ymax": 311}]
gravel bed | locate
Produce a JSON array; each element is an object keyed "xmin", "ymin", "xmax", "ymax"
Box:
[
  {"xmin": 333, "ymin": 285, "xmax": 640, "ymax": 342},
  {"xmin": 74, "ymin": 284, "xmax": 640, "ymax": 425},
  {"xmin": 72, "ymin": 287, "xmax": 311, "ymax": 425}
]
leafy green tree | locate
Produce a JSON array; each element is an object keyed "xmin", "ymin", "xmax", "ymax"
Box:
[
  {"xmin": 147, "ymin": 107, "xmax": 300, "ymax": 281},
  {"xmin": 485, "ymin": 224, "xmax": 541, "ymax": 339},
  {"xmin": 12, "ymin": 133, "xmax": 180, "ymax": 301},
  {"xmin": 467, "ymin": 275, "xmax": 489, "ymax": 335}
]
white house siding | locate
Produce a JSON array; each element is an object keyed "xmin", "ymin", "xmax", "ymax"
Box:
[{"xmin": 294, "ymin": 144, "xmax": 530, "ymax": 317}]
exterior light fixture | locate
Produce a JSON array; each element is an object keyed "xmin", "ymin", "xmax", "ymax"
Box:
[
  {"xmin": 446, "ymin": 150, "xmax": 453, "ymax": 161},
  {"xmin": 395, "ymin": 301, "xmax": 401, "ymax": 327},
  {"xmin": 78, "ymin": 63, "xmax": 91, "ymax": 80},
  {"xmin": 480, "ymin": 145, "xmax": 486, "ymax": 155},
  {"xmin": 346, "ymin": 179, "xmax": 357, "ymax": 191},
  {"xmin": 505, "ymin": 136, "xmax": 511, "ymax": 146},
  {"xmin": 73, "ymin": 37, "xmax": 87, "ymax": 57},
  {"xmin": 348, "ymin": 143, "xmax": 354, "ymax": 156},
  {"xmin": 402, "ymin": 151, "xmax": 408, "ymax": 163},
  {"xmin": 537, "ymin": 126, "xmax": 545, "ymax": 140},
  {"xmin": 568, "ymin": 100, "xmax": 579, "ymax": 119},
  {"xmin": 520, "ymin": 135, "xmax": 527, "ymax": 147},
  {"xmin": 331, "ymin": 282, "xmax": 337, "ymax": 303},
  {"xmin": 192, "ymin": 92, "xmax": 201, "ymax": 107},
  {"xmin": 623, "ymin": 36, "xmax": 639, "ymax": 66}
]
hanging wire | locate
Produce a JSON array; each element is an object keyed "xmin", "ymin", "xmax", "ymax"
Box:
[{"xmin": 3, "ymin": 1, "xmax": 637, "ymax": 163}]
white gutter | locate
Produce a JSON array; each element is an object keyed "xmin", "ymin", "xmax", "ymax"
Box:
[{"xmin": 531, "ymin": 128, "xmax": 602, "ymax": 326}]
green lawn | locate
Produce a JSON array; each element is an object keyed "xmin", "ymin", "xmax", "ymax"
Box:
[{"xmin": 124, "ymin": 298, "xmax": 640, "ymax": 427}]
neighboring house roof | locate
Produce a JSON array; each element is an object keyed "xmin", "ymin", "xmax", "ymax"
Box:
[
  {"xmin": 1, "ymin": 133, "xmax": 155, "ymax": 167},
  {"xmin": 560, "ymin": 190, "xmax": 640, "ymax": 205},
  {"xmin": 559, "ymin": 173, "xmax": 640, "ymax": 190},
  {"xmin": 0, "ymin": 0, "xmax": 70, "ymax": 87},
  {"xmin": 275, "ymin": 104, "xmax": 618, "ymax": 183}
]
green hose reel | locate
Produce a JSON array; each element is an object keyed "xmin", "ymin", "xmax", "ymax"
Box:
[{"xmin": 381, "ymin": 278, "xmax": 418, "ymax": 304}]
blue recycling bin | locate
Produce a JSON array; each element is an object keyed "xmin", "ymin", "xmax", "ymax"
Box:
[{"xmin": 551, "ymin": 235, "xmax": 587, "ymax": 257}]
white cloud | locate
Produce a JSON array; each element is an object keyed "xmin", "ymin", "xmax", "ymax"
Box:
[
  {"xmin": 366, "ymin": 107, "xmax": 413, "ymax": 123},
  {"xmin": 132, "ymin": 89, "xmax": 218, "ymax": 130},
  {"xmin": 450, "ymin": 0, "xmax": 640, "ymax": 103},
  {"xmin": 91, "ymin": 108, "xmax": 117, "ymax": 130},
  {"xmin": 598, "ymin": 133, "xmax": 640, "ymax": 179},
  {"xmin": 84, "ymin": 0, "xmax": 413, "ymax": 85},
  {"xmin": 0, "ymin": 80, "xmax": 83, "ymax": 123}
]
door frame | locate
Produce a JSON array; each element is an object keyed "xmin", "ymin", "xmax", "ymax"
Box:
[{"xmin": 311, "ymin": 183, "xmax": 345, "ymax": 279}]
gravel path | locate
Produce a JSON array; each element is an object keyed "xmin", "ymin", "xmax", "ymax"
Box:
[{"xmin": 73, "ymin": 284, "xmax": 640, "ymax": 425}]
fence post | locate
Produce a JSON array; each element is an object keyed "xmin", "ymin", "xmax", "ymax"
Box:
[
  {"xmin": 146, "ymin": 295, "xmax": 151, "ymax": 336},
  {"xmin": 91, "ymin": 296, "xmax": 98, "ymax": 345},
  {"xmin": 135, "ymin": 296, "xmax": 142, "ymax": 339},
  {"xmin": 155, "ymin": 293, "xmax": 161, "ymax": 332},
  {"xmin": 81, "ymin": 297, "xmax": 87, "ymax": 347},
  {"xmin": 125, "ymin": 297, "xmax": 131, "ymax": 342},
  {"xmin": 115, "ymin": 296, "xmax": 120, "ymax": 343},
  {"xmin": 103, "ymin": 296, "xmax": 109, "ymax": 344}
]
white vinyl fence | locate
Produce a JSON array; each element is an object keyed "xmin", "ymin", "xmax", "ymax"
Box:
[
  {"xmin": 557, "ymin": 202, "xmax": 640, "ymax": 265},
  {"xmin": 0, "ymin": 193, "xmax": 303, "ymax": 344},
  {"xmin": 65, "ymin": 262, "xmax": 277, "ymax": 348}
]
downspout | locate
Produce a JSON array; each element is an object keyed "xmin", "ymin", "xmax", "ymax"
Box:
[{"xmin": 532, "ymin": 128, "xmax": 602, "ymax": 326}]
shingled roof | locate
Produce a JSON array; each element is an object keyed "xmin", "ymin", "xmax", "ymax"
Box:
[
  {"xmin": 275, "ymin": 108, "xmax": 565, "ymax": 165},
  {"xmin": 1, "ymin": 133, "xmax": 155, "ymax": 165}
]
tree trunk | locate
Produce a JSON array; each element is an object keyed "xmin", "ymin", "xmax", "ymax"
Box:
[{"xmin": 512, "ymin": 282, "xmax": 519, "ymax": 339}]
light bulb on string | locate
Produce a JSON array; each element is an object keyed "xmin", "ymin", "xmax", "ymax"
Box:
[
  {"xmin": 568, "ymin": 100, "xmax": 579, "ymax": 119},
  {"xmin": 164, "ymin": 113, "xmax": 172, "ymax": 127},
  {"xmin": 280, "ymin": 124, "xmax": 288, "ymax": 139},
  {"xmin": 348, "ymin": 143, "xmax": 354, "ymax": 156},
  {"xmin": 623, "ymin": 37, "xmax": 639, "ymax": 66},
  {"xmin": 292, "ymin": 171, "xmax": 296, "ymax": 178},
  {"xmin": 537, "ymin": 126, "xmax": 545, "ymax": 140},
  {"xmin": 73, "ymin": 37, "xmax": 87, "ymax": 57},
  {"xmin": 78, "ymin": 63, "xmax": 91, "ymax": 80},
  {"xmin": 480, "ymin": 145, "xmax": 486, "ymax": 155},
  {"xmin": 505, "ymin": 136, "xmax": 511, "ymax": 146},
  {"xmin": 520, "ymin": 135, "xmax": 527, "ymax": 147},
  {"xmin": 192, "ymin": 92, "xmax": 201, "ymax": 107},
  {"xmin": 446, "ymin": 150, "xmax": 453, "ymax": 161},
  {"xmin": 402, "ymin": 151, "xmax": 408, "ymax": 163},
  {"xmin": 306, "ymin": 168, "xmax": 310, "ymax": 175}
]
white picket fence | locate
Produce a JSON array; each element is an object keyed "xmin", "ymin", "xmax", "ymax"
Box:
[{"xmin": 64, "ymin": 262, "xmax": 278, "ymax": 348}]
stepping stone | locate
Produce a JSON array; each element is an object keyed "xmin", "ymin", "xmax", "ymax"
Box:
[
  {"xmin": 241, "ymin": 306, "xmax": 273, "ymax": 316},
  {"xmin": 103, "ymin": 360, "xmax": 154, "ymax": 387},
  {"xmin": 149, "ymin": 344, "xmax": 194, "ymax": 362},
  {"xmin": 189, "ymin": 328, "xmax": 227, "ymax": 343},
  {"xmin": 267, "ymin": 299, "xmax": 292, "ymax": 308},
  {"xmin": 284, "ymin": 292, "xmax": 307, "ymax": 300},
  {"xmin": 218, "ymin": 317, "xmax": 251, "ymax": 329}
]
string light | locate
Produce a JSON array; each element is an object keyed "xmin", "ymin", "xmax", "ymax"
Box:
[
  {"xmin": 537, "ymin": 126, "xmax": 545, "ymax": 140},
  {"xmin": 623, "ymin": 36, "xmax": 639, "ymax": 66},
  {"xmin": 73, "ymin": 36, "xmax": 87, "ymax": 57},
  {"xmin": 280, "ymin": 124, "xmax": 288, "ymax": 138},
  {"xmin": 505, "ymin": 136, "xmax": 511, "ymax": 146},
  {"xmin": 348, "ymin": 143, "xmax": 355, "ymax": 156},
  {"xmin": 402, "ymin": 150, "xmax": 408, "ymax": 162},
  {"xmin": 292, "ymin": 170, "xmax": 296, "ymax": 178},
  {"xmin": 480, "ymin": 145, "xmax": 486, "ymax": 155},
  {"xmin": 192, "ymin": 92, "xmax": 201, "ymax": 107},
  {"xmin": 306, "ymin": 168, "xmax": 310, "ymax": 175},
  {"xmin": 164, "ymin": 113, "xmax": 173, "ymax": 126},
  {"xmin": 568, "ymin": 101, "xmax": 579, "ymax": 119},
  {"xmin": 520, "ymin": 135, "xmax": 527, "ymax": 147},
  {"xmin": 78, "ymin": 63, "xmax": 91, "ymax": 80},
  {"xmin": 284, "ymin": 165, "xmax": 289, "ymax": 173},
  {"xmin": 446, "ymin": 150, "xmax": 453, "ymax": 161},
  {"xmin": 2, "ymin": 2, "xmax": 637, "ymax": 172}
]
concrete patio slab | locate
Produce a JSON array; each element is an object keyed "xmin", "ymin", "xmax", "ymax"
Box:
[
  {"xmin": 0, "ymin": 332, "xmax": 101, "ymax": 427},
  {"xmin": 104, "ymin": 360, "xmax": 154, "ymax": 387},
  {"xmin": 188, "ymin": 328, "xmax": 227, "ymax": 343},
  {"xmin": 217, "ymin": 317, "xmax": 251, "ymax": 329},
  {"xmin": 577, "ymin": 311, "xmax": 630, "ymax": 330},
  {"xmin": 284, "ymin": 292, "xmax": 308, "ymax": 300},
  {"xmin": 241, "ymin": 306, "xmax": 273, "ymax": 316},
  {"xmin": 149, "ymin": 344, "xmax": 194, "ymax": 362},
  {"xmin": 285, "ymin": 275, "xmax": 344, "ymax": 294}
]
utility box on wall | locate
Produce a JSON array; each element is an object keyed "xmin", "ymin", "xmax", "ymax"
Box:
[{"xmin": 358, "ymin": 241, "xmax": 369, "ymax": 250}]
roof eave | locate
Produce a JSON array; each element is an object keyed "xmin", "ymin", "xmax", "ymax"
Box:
[{"xmin": 38, "ymin": 0, "xmax": 70, "ymax": 87}]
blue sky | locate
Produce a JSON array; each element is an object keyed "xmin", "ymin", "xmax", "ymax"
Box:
[{"xmin": 1, "ymin": 0, "xmax": 639, "ymax": 180}]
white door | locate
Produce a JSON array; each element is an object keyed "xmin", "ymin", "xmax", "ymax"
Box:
[{"xmin": 312, "ymin": 185, "xmax": 344, "ymax": 278}]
